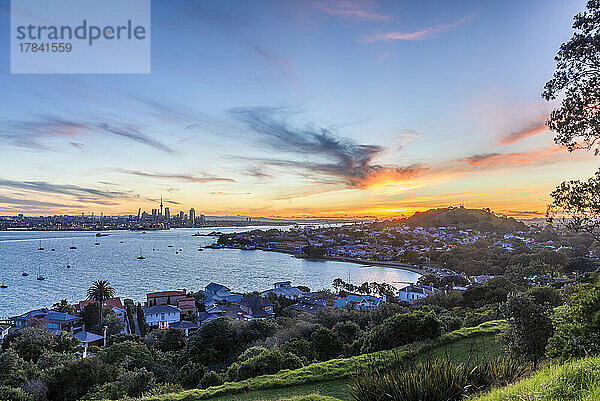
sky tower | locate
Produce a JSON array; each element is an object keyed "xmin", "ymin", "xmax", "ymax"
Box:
[{"xmin": 160, "ymin": 195, "xmax": 163, "ymax": 216}]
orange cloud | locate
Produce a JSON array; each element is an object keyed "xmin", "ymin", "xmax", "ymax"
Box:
[{"xmin": 499, "ymin": 121, "xmax": 549, "ymax": 146}]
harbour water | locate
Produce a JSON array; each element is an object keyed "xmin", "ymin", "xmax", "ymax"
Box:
[{"xmin": 0, "ymin": 227, "xmax": 421, "ymax": 317}]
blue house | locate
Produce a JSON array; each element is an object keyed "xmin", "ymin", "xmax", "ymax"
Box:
[{"xmin": 10, "ymin": 309, "xmax": 81, "ymax": 334}]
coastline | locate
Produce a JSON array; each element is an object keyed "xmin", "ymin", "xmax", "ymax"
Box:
[{"xmin": 225, "ymin": 245, "xmax": 426, "ymax": 276}]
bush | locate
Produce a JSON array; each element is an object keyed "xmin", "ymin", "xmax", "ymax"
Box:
[
  {"xmin": 0, "ymin": 386, "xmax": 34, "ymax": 401},
  {"xmin": 227, "ymin": 349, "xmax": 303, "ymax": 381},
  {"xmin": 45, "ymin": 357, "xmax": 118, "ymax": 401},
  {"xmin": 176, "ymin": 362, "xmax": 206, "ymax": 389},
  {"xmin": 311, "ymin": 328, "xmax": 343, "ymax": 361},
  {"xmin": 199, "ymin": 371, "xmax": 224, "ymax": 389},
  {"xmin": 362, "ymin": 309, "xmax": 442, "ymax": 353}
]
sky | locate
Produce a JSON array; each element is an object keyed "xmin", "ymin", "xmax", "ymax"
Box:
[{"xmin": 0, "ymin": 0, "xmax": 597, "ymax": 219}]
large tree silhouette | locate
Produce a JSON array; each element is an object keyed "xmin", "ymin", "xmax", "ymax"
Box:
[{"xmin": 86, "ymin": 280, "xmax": 115, "ymax": 330}]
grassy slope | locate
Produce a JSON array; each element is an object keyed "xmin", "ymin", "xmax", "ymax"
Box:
[
  {"xmin": 139, "ymin": 320, "xmax": 507, "ymax": 401},
  {"xmin": 471, "ymin": 356, "xmax": 600, "ymax": 401}
]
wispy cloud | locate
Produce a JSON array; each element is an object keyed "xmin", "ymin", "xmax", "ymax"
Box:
[
  {"xmin": 0, "ymin": 116, "xmax": 174, "ymax": 153},
  {"xmin": 252, "ymin": 46, "xmax": 297, "ymax": 90},
  {"xmin": 231, "ymin": 106, "xmax": 427, "ymax": 188},
  {"xmin": 498, "ymin": 119, "xmax": 549, "ymax": 146},
  {"xmin": 311, "ymin": 0, "xmax": 391, "ymax": 21},
  {"xmin": 0, "ymin": 179, "xmax": 135, "ymax": 200},
  {"xmin": 364, "ymin": 15, "xmax": 474, "ymax": 42},
  {"xmin": 457, "ymin": 146, "xmax": 566, "ymax": 168},
  {"xmin": 118, "ymin": 170, "xmax": 236, "ymax": 183}
]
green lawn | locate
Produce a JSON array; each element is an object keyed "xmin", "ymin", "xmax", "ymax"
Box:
[{"xmin": 139, "ymin": 320, "xmax": 507, "ymax": 401}]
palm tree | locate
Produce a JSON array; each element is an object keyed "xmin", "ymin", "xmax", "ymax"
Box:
[{"xmin": 87, "ymin": 280, "xmax": 115, "ymax": 329}]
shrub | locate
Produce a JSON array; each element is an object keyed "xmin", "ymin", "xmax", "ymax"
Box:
[
  {"xmin": 176, "ymin": 362, "xmax": 206, "ymax": 389},
  {"xmin": 199, "ymin": 371, "xmax": 224, "ymax": 389},
  {"xmin": 310, "ymin": 327, "xmax": 343, "ymax": 361},
  {"xmin": 362, "ymin": 309, "xmax": 442, "ymax": 353},
  {"xmin": 227, "ymin": 349, "xmax": 303, "ymax": 381},
  {"xmin": 0, "ymin": 386, "xmax": 34, "ymax": 401}
]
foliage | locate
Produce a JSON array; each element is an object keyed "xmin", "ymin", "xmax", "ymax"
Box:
[
  {"xmin": 362, "ymin": 309, "xmax": 442, "ymax": 353},
  {"xmin": 97, "ymin": 340, "xmax": 173, "ymax": 382},
  {"xmin": 51, "ymin": 299, "xmax": 75, "ymax": 314},
  {"xmin": 176, "ymin": 362, "xmax": 207, "ymax": 390},
  {"xmin": 404, "ymin": 207, "xmax": 527, "ymax": 233},
  {"xmin": 226, "ymin": 349, "xmax": 302, "ymax": 381},
  {"xmin": 547, "ymin": 170, "xmax": 600, "ymax": 240},
  {"xmin": 0, "ymin": 385, "xmax": 34, "ymax": 401},
  {"xmin": 349, "ymin": 358, "xmax": 525, "ymax": 401},
  {"xmin": 199, "ymin": 371, "xmax": 224, "ymax": 389},
  {"xmin": 546, "ymin": 279, "xmax": 600, "ymax": 359},
  {"xmin": 146, "ymin": 328, "xmax": 187, "ymax": 353},
  {"xmin": 473, "ymin": 356, "xmax": 600, "ymax": 401},
  {"xmin": 5, "ymin": 328, "xmax": 58, "ymax": 363},
  {"xmin": 543, "ymin": 0, "xmax": 600, "ymax": 154},
  {"xmin": 45, "ymin": 357, "xmax": 118, "ymax": 401},
  {"xmin": 136, "ymin": 321, "xmax": 507, "ymax": 401},
  {"xmin": 86, "ymin": 280, "xmax": 116, "ymax": 330},
  {"xmin": 310, "ymin": 328, "xmax": 343, "ymax": 361},
  {"xmin": 500, "ymin": 292, "xmax": 554, "ymax": 367}
]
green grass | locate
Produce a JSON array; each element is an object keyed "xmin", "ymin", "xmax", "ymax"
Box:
[
  {"xmin": 138, "ymin": 320, "xmax": 507, "ymax": 401},
  {"xmin": 471, "ymin": 356, "xmax": 600, "ymax": 401}
]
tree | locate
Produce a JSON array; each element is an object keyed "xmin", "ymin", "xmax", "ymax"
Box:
[
  {"xmin": 546, "ymin": 278, "xmax": 600, "ymax": 359},
  {"xmin": 501, "ymin": 292, "xmax": 553, "ymax": 368},
  {"xmin": 51, "ymin": 299, "xmax": 74, "ymax": 314},
  {"xmin": 86, "ymin": 280, "xmax": 115, "ymax": 330},
  {"xmin": 543, "ymin": 0, "xmax": 600, "ymax": 154},
  {"xmin": 547, "ymin": 170, "xmax": 600, "ymax": 240},
  {"xmin": 544, "ymin": 0, "xmax": 600, "ymax": 239},
  {"xmin": 310, "ymin": 327, "xmax": 343, "ymax": 361}
]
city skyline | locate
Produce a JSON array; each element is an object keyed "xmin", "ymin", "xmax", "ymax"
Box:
[{"xmin": 0, "ymin": 0, "xmax": 596, "ymax": 219}]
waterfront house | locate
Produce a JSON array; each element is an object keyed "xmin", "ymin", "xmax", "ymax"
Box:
[
  {"xmin": 169, "ymin": 320, "xmax": 198, "ymax": 336},
  {"xmin": 260, "ymin": 281, "xmax": 305, "ymax": 299},
  {"xmin": 0, "ymin": 323, "xmax": 10, "ymax": 343},
  {"xmin": 334, "ymin": 294, "xmax": 383, "ymax": 310},
  {"xmin": 176, "ymin": 297, "xmax": 198, "ymax": 316},
  {"xmin": 290, "ymin": 295, "xmax": 327, "ymax": 315},
  {"xmin": 201, "ymin": 283, "xmax": 243, "ymax": 305},
  {"xmin": 10, "ymin": 309, "xmax": 82, "ymax": 334},
  {"xmin": 238, "ymin": 297, "xmax": 274, "ymax": 319},
  {"xmin": 146, "ymin": 290, "xmax": 187, "ymax": 307},
  {"xmin": 76, "ymin": 297, "xmax": 124, "ymax": 314},
  {"xmin": 397, "ymin": 284, "xmax": 438, "ymax": 304},
  {"xmin": 143, "ymin": 304, "xmax": 181, "ymax": 329},
  {"xmin": 74, "ymin": 331, "xmax": 104, "ymax": 358}
]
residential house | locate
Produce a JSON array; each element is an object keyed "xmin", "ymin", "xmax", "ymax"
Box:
[
  {"xmin": 0, "ymin": 323, "xmax": 10, "ymax": 343},
  {"xmin": 74, "ymin": 331, "xmax": 104, "ymax": 358},
  {"xmin": 238, "ymin": 297, "xmax": 274, "ymax": 319},
  {"xmin": 261, "ymin": 281, "xmax": 305, "ymax": 299},
  {"xmin": 201, "ymin": 283, "xmax": 243, "ymax": 305},
  {"xmin": 176, "ymin": 297, "xmax": 198, "ymax": 316},
  {"xmin": 334, "ymin": 294, "xmax": 383, "ymax": 310},
  {"xmin": 146, "ymin": 290, "xmax": 187, "ymax": 307},
  {"xmin": 397, "ymin": 284, "xmax": 438, "ymax": 304},
  {"xmin": 76, "ymin": 297, "xmax": 124, "ymax": 314},
  {"xmin": 290, "ymin": 295, "xmax": 327, "ymax": 315},
  {"xmin": 143, "ymin": 304, "xmax": 180, "ymax": 329},
  {"xmin": 169, "ymin": 321, "xmax": 198, "ymax": 336},
  {"xmin": 10, "ymin": 309, "xmax": 82, "ymax": 334}
]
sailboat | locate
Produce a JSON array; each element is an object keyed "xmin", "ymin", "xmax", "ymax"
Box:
[
  {"xmin": 22, "ymin": 271, "xmax": 29, "ymax": 277},
  {"xmin": 36, "ymin": 265, "xmax": 45, "ymax": 280},
  {"xmin": 137, "ymin": 249, "xmax": 146, "ymax": 260},
  {"xmin": 0, "ymin": 284, "xmax": 7, "ymax": 289},
  {"xmin": 38, "ymin": 241, "xmax": 44, "ymax": 251}
]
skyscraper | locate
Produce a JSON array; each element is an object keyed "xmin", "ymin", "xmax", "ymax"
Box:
[
  {"xmin": 160, "ymin": 195, "xmax": 163, "ymax": 216},
  {"xmin": 189, "ymin": 208, "xmax": 195, "ymax": 223},
  {"xmin": 164, "ymin": 207, "xmax": 170, "ymax": 220}
]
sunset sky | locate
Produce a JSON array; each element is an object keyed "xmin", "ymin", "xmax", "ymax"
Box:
[{"xmin": 0, "ymin": 0, "xmax": 597, "ymax": 218}]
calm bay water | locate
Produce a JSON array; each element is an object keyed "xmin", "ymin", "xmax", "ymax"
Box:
[{"xmin": 0, "ymin": 227, "xmax": 420, "ymax": 318}]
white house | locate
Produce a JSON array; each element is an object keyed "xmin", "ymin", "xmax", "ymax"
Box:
[
  {"xmin": 144, "ymin": 304, "xmax": 180, "ymax": 329},
  {"xmin": 260, "ymin": 281, "xmax": 305, "ymax": 299},
  {"xmin": 397, "ymin": 284, "xmax": 438, "ymax": 304},
  {"xmin": 0, "ymin": 324, "xmax": 10, "ymax": 343}
]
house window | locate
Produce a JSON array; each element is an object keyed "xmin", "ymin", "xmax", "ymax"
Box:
[{"xmin": 48, "ymin": 322, "xmax": 60, "ymax": 330}]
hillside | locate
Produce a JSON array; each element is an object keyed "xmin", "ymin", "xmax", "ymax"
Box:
[
  {"xmin": 402, "ymin": 207, "xmax": 527, "ymax": 233},
  {"xmin": 138, "ymin": 321, "xmax": 506, "ymax": 401}
]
